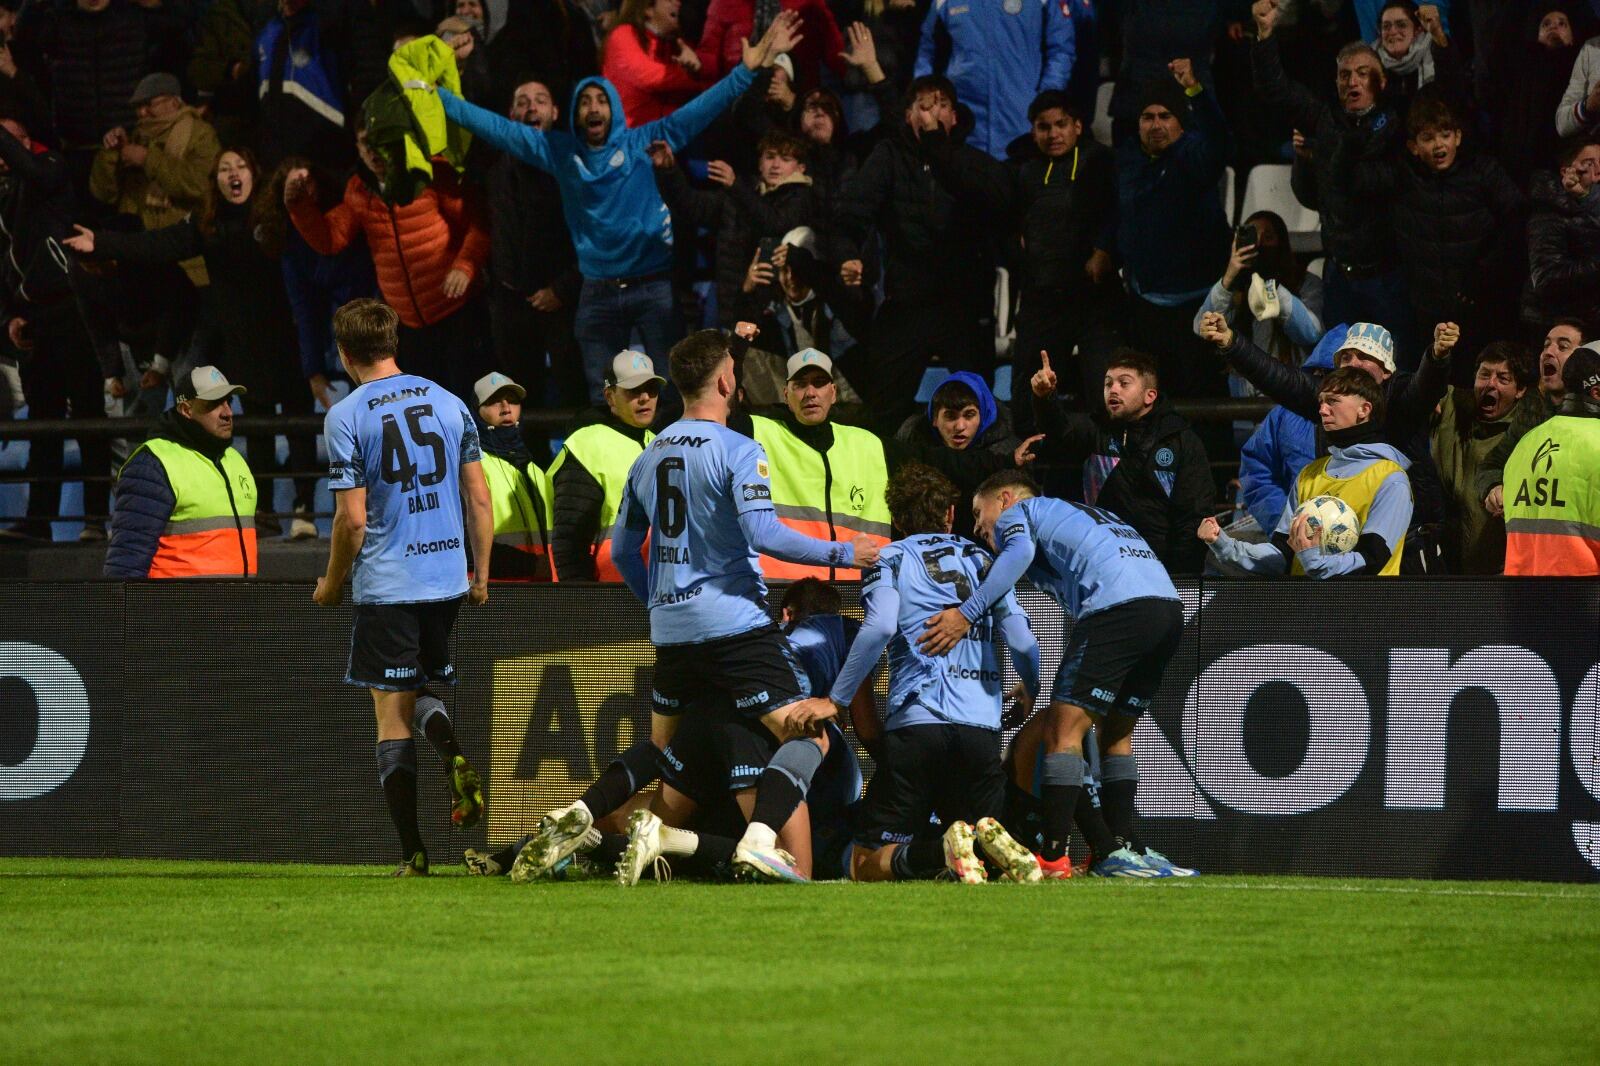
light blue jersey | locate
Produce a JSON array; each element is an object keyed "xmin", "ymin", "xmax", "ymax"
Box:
[
  {"xmin": 325, "ymin": 373, "xmax": 479, "ymax": 605},
  {"xmin": 834, "ymin": 533, "xmax": 1039, "ymax": 732},
  {"xmin": 960, "ymin": 496, "xmax": 1179, "ymax": 625},
  {"xmin": 786, "ymin": 614, "xmax": 859, "ymax": 697}
]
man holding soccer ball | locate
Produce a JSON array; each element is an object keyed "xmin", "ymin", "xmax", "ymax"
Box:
[{"xmin": 1199, "ymin": 358, "xmax": 1414, "ymax": 577}]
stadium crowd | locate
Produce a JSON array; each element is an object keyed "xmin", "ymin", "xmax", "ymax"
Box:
[{"xmin": 0, "ymin": 0, "xmax": 1597, "ymax": 576}]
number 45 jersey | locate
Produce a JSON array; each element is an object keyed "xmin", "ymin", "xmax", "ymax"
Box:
[
  {"xmin": 617, "ymin": 418, "xmax": 778, "ymax": 646},
  {"xmin": 325, "ymin": 373, "xmax": 480, "ymax": 605},
  {"xmin": 865, "ymin": 533, "xmax": 1026, "ymax": 731}
]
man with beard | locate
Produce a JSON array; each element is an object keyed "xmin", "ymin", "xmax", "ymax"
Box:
[{"xmin": 486, "ymin": 79, "xmax": 584, "ymax": 417}]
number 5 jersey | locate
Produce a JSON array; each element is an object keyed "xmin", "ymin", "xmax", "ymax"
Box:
[{"xmin": 324, "ymin": 373, "xmax": 480, "ymax": 604}]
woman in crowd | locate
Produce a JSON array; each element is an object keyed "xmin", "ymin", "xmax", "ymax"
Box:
[{"xmin": 603, "ymin": 0, "xmax": 709, "ymax": 126}]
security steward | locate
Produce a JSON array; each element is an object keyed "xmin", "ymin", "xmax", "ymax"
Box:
[
  {"xmin": 549, "ymin": 350, "xmax": 659, "ymax": 581},
  {"xmin": 105, "ymin": 365, "xmax": 258, "ymax": 578},
  {"xmin": 750, "ymin": 348, "xmax": 890, "ymax": 580},
  {"xmin": 1504, "ymin": 348, "xmax": 1600, "ymax": 576},
  {"xmin": 474, "ymin": 370, "xmax": 555, "ymax": 581}
]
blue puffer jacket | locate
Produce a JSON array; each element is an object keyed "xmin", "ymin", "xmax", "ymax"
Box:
[
  {"xmin": 1237, "ymin": 324, "xmax": 1344, "ymax": 532},
  {"xmin": 104, "ymin": 444, "xmax": 177, "ymax": 579},
  {"xmin": 438, "ymin": 68, "xmax": 755, "ymax": 280},
  {"xmin": 914, "ymin": 0, "xmax": 1077, "ymax": 160}
]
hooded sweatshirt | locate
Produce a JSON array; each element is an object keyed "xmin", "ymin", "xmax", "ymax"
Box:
[
  {"xmin": 1210, "ymin": 437, "xmax": 1414, "ymax": 578},
  {"xmin": 1237, "ymin": 325, "xmax": 1341, "ymax": 531},
  {"xmin": 436, "ymin": 65, "xmax": 756, "ymax": 280}
]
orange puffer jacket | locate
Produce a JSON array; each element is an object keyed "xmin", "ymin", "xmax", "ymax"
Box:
[{"xmin": 289, "ymin": 163, "xmax": 489, "ymax": 328}]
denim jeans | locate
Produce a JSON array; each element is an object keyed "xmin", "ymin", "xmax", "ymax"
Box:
[{"xmin": 574, "ymin": 277, "xmax": 680, "ymax": 403}]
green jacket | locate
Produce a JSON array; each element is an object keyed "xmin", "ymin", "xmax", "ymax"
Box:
[
  {"xmin": 1431, "ymin": 387, "xmax": 1548, "ymax": 574},
  {"xmin": 363, "ymin": 36, "xmax": 472, "ymax": 204}
]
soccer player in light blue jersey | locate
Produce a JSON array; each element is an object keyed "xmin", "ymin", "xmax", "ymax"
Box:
[
  {"xmin": 789, "ymin": 464, "xmax": 1044, "ymax": 884},
  {"xmin": 920, "ymin": 469, "xmax": 1196, "ymax": 878},
  {"xmin": 313, "ymin": 299, "xmax": 494, "ymax": 876},
  {"xmin": 510, "ymin": 330, "xmax": 881, "ymax": 883}
]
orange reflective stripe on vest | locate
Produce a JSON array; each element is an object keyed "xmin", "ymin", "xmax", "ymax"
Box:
[
  {"xmin": 1504, "ymin": 517, "xmax": 1600, "ymax": 576},
  {"xmin": 131, "ymin": 437, "xmax": 258, "ymax": 578},
  {"xmin": 148, "ymin": 526, "xmax": 259, "ymax": 578}
]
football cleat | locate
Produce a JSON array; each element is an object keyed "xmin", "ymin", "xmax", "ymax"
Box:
[
  {"xmin": 974, "ymin": 817, "xmax": 1042, "ymax": 883},
  {"xmin": 1089, "ymin": 846, "xmax": 1162, "ymax": 879},
  {"xmin": 1140, "ymin": 848, "xmax": 1198, "ymax": 878},
  {"xmin": 942, "ymin": 821, "xmax": 987, "ymax": 884},
  {"xmin": 732, "ymin": 841, "xmax": 809, "ymax": 883},
  {"xmin": 510, "ymin": 801, "xmax": 595, "ymax": 884},
  {"xmin": 616, "ymin": 809, "xmax": 665, "ymax": 887},
  {"xmin": 447, "ymin": 754, "xmax": 485, "ymax": 829},
  {"xmin": 392, "ymin": 851, "xmax": 429, "ymax": 877},
  {"xmin": 462, "ymin": 848, "xmax": 503, "ymax": 876},
  {"xmin": 1034, "ymin": 852, "xmax": 1073, "ymax": 880}
]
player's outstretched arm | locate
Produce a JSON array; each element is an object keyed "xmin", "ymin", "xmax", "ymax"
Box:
[
  {"xmin": 315, "ymin": 487, "xmax": 366, "ymax": 607},
  {"xmin": 828, "ymin": 584, "xmax": 897, "ymax": 711},
  {"xmin": 998, "ymin": 608, "xmax": 1041, "ymax": 700},
  {"xmin": 739, "ymin": 507, "xmax": 858, "ymax": 568},
  {"xmin": 920, "ymin": 524, "xmax": 1036, "ymax": 656},
  {"xmin": 460, "ymin": 460, "xmax": 492, "ymax": 603},
  {"xmin": 609, "ymin": 490, "xmax": 651, "ymax": 603}
]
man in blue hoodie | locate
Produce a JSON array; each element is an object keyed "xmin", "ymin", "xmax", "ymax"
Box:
[
  {"xmin": 1236, "ymin": 325, "xmax": 1344, "ymax": 534},
  {"xmin": 1201, "ymin": 366, "xmax": 1414, "ymax": 577},
  {"xmin": 435, "ymin": 13, "xmax": 801, "ymax": 401}
]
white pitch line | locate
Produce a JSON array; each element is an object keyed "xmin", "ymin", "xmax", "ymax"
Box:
[{"xmin": 1169, "ymin": 880, "xmax": 1599, "ymax": 901}]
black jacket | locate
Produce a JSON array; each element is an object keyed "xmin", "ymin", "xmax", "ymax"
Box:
[
  {"xmin": 1341, "ymin": 144, "xmax": 1524, "ymax": 328},
  {"xmin": 1031, "ymin": 394, "xmax": 1216, "ymax": 574},
  {"xmin": 834, "ymin": 109, "xmax": 1010, "ymax": 305},
  {"xmin": 1252, "ymin": 34, "xmax": 1404, "ymax": 272},
  {"xmin": 550, "ymin": 408, "xmax": 651, "ymax": 581},
  {"xmin": 0, "ymin": 126, "xmax": 76, "ymax": 319},
  {"xmin": 1524, "ymin": 171, "xmax": 1600, "ymax": 327},
  {"xmin": 887, "ymin": 410, "xmax": 1016, "ymax": 541},
  {"xmin": 1489, "ymin": 2, "xmax": 1584, "ymax": 187},
  {"xmin": 1002, "ymin": 133, "xmax": 1117, "ymax": 295},
  {"xmin": 487, "ymin": 152, "xmax": 580, "ymax": 304},
  {"xmin": 1219, "ymin": 331, "xmax": 1446, "ymax": 528}
]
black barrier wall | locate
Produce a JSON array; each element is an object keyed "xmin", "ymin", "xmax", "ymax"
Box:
[{"xmin": 2, "ymin": 581, "xmax": 1598, "ymax": 881}]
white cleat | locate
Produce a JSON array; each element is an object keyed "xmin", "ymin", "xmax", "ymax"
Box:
[
  {"xmin": 942, "ymin": 820, "xmax": 987, "ymax": 884},
  {"xmin": 731, "ymin": 823, "xmax": 808, "ymax": 883},
  {"xmin": 975, "ymin": 817, "xmax": 1043, "ymax": 883},
  {"xmin": 616, "ymin": 809, "xmax": 665, "ymax": 887},
  {"xmin": 510, "ymin": 801, "xmax": 595, "ymax": 884}
]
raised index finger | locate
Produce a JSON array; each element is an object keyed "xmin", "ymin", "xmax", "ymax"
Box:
[{"xmin": 1040, "ymin": 349, "xmax": 1051, "ymax": 371}]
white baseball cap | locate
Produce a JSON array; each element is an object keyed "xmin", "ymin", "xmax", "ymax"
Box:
[
  {"xmin": 606, "ymin": 350, "xmax": 666, "ymax": 390},
  {"xmin": 473, "ymin": 371, "xmax": 526, "ymax": 406},
  {"xmin": 786, "ymin": 348, "xmax": 833, "ymax": 381},
  {"xmin": 1338, "ymin": 322, "xmax": 1396, "ymax": 374},
  {"xmin": 177, "ymin": 365, "xmax": 246, "ymax": 402},
  {"xmin": 772, "ymin": 53, "xmax": 795, "ymax": 82}
]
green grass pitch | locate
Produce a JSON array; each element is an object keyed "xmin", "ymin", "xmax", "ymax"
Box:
[{"xmin": 4, "ymin": 859, "xmax": 1597, "ymax": 1065}]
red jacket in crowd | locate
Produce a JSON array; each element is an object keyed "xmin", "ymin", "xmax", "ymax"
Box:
[
  {"xmin": 603, "ymin": 23, "xmax": 711, "ymax": 127},
  {"xmin": 695, "ymin": 0, "xmax": 845, "ymax": 88},
  {"xmin": 289, "ymin": 163, "xmax": 490, "ymax": 329}
]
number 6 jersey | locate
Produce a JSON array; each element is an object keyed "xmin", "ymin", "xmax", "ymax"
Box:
[{"xmin": 325, "ymin": 373, "xmax": 480, "ymax": 604}]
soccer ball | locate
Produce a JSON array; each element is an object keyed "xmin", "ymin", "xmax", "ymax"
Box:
[{"xmin": 1293, "ymin": 495, "xmax": 1361, "ymax": 553}]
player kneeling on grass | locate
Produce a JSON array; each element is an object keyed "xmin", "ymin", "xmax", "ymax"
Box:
[
  {"xmin": 920, "ymin": 470, "xmax": 1191, "ymax": 878},
  {"xmin": 786, "ymin": 463, "xmax": 1045, "ymax": 884},
  {"xmin": 1199, "ymin": 366, "xmax": 1414, "ymax": 577}
]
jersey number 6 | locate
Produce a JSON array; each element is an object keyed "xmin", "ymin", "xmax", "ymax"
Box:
[{"xmin": 655, "ymin": 456, "xmax": 687, "ymax": 537}]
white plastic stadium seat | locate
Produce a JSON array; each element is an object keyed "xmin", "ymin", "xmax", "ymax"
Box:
[
  {"xmin": 1239, "ymin": 164, "xmax": 1321, "ymax": 252},
  {"xmin": 1306, "ymin": 257, "xmax": 1325, "ymax": 279},
  {"xmin": 1221, "ymin": 166, "xmax": 1236, "ymax": 223},
  {"xmin": 1091, "ymin": 81, "xmax": 1114, "ymax": 145}
]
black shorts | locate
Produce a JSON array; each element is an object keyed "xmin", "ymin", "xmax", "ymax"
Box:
[
  {"xmin": 1054, "ymin": 596, "xmax": 1183, "ymax": 718},
  {"xmin": 854, "ymin": 724, "xmax": 1006, "ymax": 850},
  {"xmin": 651, "ymin": 625, "xmax": 805, "ymax": 719},
  {"xmin": 658, "ymin": 704, "xmax": 779, "ymax": 805},
  {"xmin": 346, "ymin": 597, "xmax": 462, "ymax": 691}
]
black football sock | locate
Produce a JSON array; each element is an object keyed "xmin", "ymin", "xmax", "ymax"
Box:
[
  {"xmin": 665, "ymin": 832, "xmax": 739, "ymax": 880},
  {"xmin": 1074, "ymin": 789, "xmax": 1118, "ymax": 862},
  {"xmin": 1003, "ymin": 781, "xmax": 1045, "ymax": 852},
  {"xmin": 749, "ymin": 738, "xmax": 825, "ymax": 831},
  {"xmin": 377, "ymin": 739, "xmax": 424, "ymax": 863},
  {"xmin": 489, "ymin": 834, "xmax": 535, "ymax": 873},
  {"xmin": 588, "ymin": 832, "xmax": 629, "ymax": 872},
  {"xmin": 889, "ymin": 837, "xmax": 947, "ymax": 880},
  {"xmin": 1100, "ymin": 754, "xmax": 1139, "ymax": 848},
  {"xmin": 1040, "ymin": 750, "xmax": 1087, "ymax": 862},
  {"xmin": 578, "ymin": 740, "xmax": 661, "ymax": 819},
  {"xmin": 414, "ymin": 693, "xmax": 462, "ymax": 765}
]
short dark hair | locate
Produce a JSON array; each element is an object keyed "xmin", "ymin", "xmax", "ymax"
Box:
[
  {"xmin": 781, "ymin": 577, "xmax": 841, "ymax": 622},
  {"xmin": 930, "ymin": 378, "xmax": 981, "ymax": 417},
  {"xmin": 1106, "ymin": 348, "xmax": 1160, "ymax": 390},
  {"xmin": 1317, "ymin": 366, "xmax": 1386, "ymax": 421},
  {"xmin": 1556, "ymin": 134, "xmax": 1598, "ymax": 170},
  {"xmin": 1407, "ymin": 90, "xmax": 1460, "ymax": 138},
  {"xmin": 974, "ymin": 469, "xmax": 1040, "ymax": 501},
  {"xmin": 669, "ymin": 329, "xmax": 732, "ymax": 397},
  {"xmin": 887, "ymin": 463, "xmax": 960, "ymax": 535},
  {"xmin": 905, "ymin": 74, "xmax": 957, "ymax": 112},
  {"xmin": 1475, "ymin": 341, "xmax": 1537, "ymax": 390},
  {"xmin": 333, "ymin": 298, "xmax": 399, "ymax": 364},
  {"xmin": 756, "ymin": 128, "xmax": 808, "ymax": 164},
  {"xmin": 1550, "ymin": 315, "xmax": 1590, "ymax": 343},
  {"xmin": 1027, "ymin": 90, "xmax": 1082, "ymax": 124}
]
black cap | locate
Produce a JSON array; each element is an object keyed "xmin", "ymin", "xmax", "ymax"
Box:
[
  {"xmin": 1136, "ymin": 81, "xmax": 1191, "ymax": 124},
  {"xmin": 1563, "ymin": 345, "xmax": 1600, "ymax": 395}
]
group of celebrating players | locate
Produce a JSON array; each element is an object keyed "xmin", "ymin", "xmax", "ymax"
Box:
[{"xmin": 315, "ymin": 299, "xmax": 1197, "ymax": 882}]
